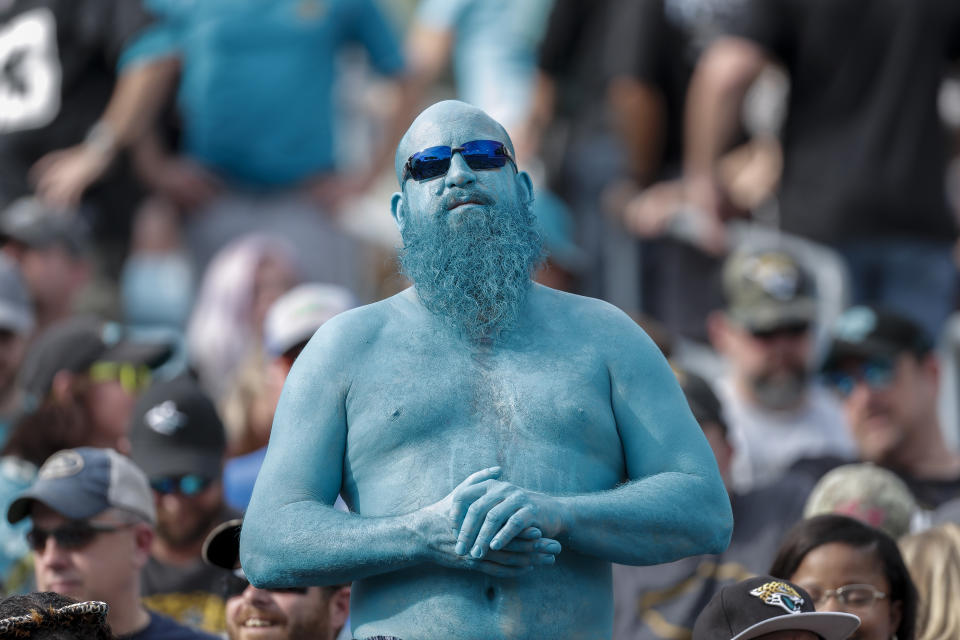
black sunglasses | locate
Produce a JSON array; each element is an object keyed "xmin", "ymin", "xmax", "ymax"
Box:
[
  {"xmin": 749, "ymin": 322, "xmax": 810, "ymax": 340},
  {"xmin": 402, "ymin": 139, "xmax": 515, "ymax": 183},
  {"xmin": 222, "ymin": 567, "xmax": 308, "ymax": 597},
  {"xmin": 27, "ymin": 520, "xmax": 133, "ymax": 552},
  {"xmin": 150, "ymin": 474, "xmax": 214, "ymax": 496}
]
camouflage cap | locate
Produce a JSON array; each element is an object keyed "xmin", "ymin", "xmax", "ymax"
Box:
[
  {"xmin": 722, "ymin": 249, "xmax": 816, "ymax": 332},
  {"xmin": 803, "ymin": 463, "xmax": 917, "ymax": 539}
]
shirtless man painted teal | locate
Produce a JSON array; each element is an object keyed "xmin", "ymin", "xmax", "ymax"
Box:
[{"xmin": 240, "ymin": 101, "xmax": 733, "ymax": 640}]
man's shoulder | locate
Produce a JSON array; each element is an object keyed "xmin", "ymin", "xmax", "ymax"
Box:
[
  {"xmin": 531, "ymin": 285, "xmax": 633, "ymax": 326},
  {"xmin": 125, "ymin": 612, "xmax": 219, "ymax": 640}
]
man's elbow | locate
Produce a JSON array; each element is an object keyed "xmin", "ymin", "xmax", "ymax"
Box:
[{"xmin": 692, "ymin": 485, "xmax": 733, "ymax": 555}]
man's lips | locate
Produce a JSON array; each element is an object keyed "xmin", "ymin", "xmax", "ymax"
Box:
[{"xmin": 444, "ymin": 192, "xmax": 493, "ymax": 211}]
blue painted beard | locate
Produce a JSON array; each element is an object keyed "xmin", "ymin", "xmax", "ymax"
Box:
[{"xmin": 399, "ymin": 198, "xmax": 543, "ymax": 344}]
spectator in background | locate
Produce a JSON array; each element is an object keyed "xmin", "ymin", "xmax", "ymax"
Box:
[
  {"xmin": 186, "ymin": 234, "xmax": 301, "ymax": 403},
  {"xmin": 770, "ymin": 514, "xmax": 917, "ymax": 640},
  {"xmin": 0, "ymin": 592, "xmax": 111, "ymax": 640},
  {"xmin": 683, "ymin": 0, "xmax": 960, "ymax": 339},
  {"xmin": 129, "ymin": 376, "xmax": 238, "ymax": 634},
  {"xmin": 130, "ymin": 0, "xmax": 415, "ymax": 293},
  {"xmin": 605, "ymin": 0, "xmax": 761, "ymax": 343},
  {"xmin": 202, "ymin": 519, "xmax": 350, "ymax": 640},
  {"xmin": 613, "ymin": 368, "xmax": 806, "ymax": 640},
  {"xmin": 0, "ymin": 255, "xmax": 34, "ymax": 446},
  {"xmin": 708, "ymin": 248, "xmax": 854, "ymax": 492},
  {"xmin": 899, "ymin": 523, "xmax": 960, "ymax": 640},
  {"xmin": 691, "ymin": 575, "xmax": 859, "ymax": 640},
  {"xmin": 0, "ymin": 198, "xmax": 91, "ymax": 332},
  {"xmin": 10, "ymin": 316, "xmax": 172, "ymax": 456},
  {"xmin": 817, "ymin": 306, "xmax": 960, "ymax": 510},
  {"xmin": 803, "ymin": 463, "xmax": 918, "ymax": 540},
  {"xmin": 0, "ymin": 0, "xmax": 177, "ymax": 286},
  {"xmin": 221, "ymin": 283, "xmax": 355, "ymax": 483},
  {"xmin": 6, "ymin": 448, "xmax": 216, "ymax": 640}
]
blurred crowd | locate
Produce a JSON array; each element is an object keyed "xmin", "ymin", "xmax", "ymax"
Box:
[{"xmin": 0, "ymin": 0, "xmax": 958, "ymax": 639}]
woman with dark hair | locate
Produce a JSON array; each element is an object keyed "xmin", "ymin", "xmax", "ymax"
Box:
[{"xmin": 770, "ymin": 514, "xmax": 917, "ymax": 640}]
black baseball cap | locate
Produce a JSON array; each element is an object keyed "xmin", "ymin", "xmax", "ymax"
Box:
[
  {"xmin": 129, "ymin": 374, "xmax": 226, "ymax": 479},
  {"xmin": 19, "ymin": 316, "xmax": 173, "ymax": 407},
  {"xmin": 693, "ymin": 576, "xmax": 859, "ymax": 640},
  {"xmin": 202, "ymin": 518, "xmax": 243, "ymax": 570},
  {"xmin": 823, "ymin": 306, "xmax": 932, "ymax": 371}
]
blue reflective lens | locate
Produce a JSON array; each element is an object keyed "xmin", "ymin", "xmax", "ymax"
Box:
[
  {"xmin": 150, "ymin": 474, "xmax": 213, "ymax": 496},
  {"xmin": 403, "ymin": 140, "xmax": 513, "ymax": 182},
  {"xmin": 824, "ymin": 360, "xmax": 894, "ymax": 397}
]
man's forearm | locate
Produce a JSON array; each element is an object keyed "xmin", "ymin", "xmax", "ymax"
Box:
[
  {"xmin": 555, "ymin": 471, "xmax": 733, "ymax": 566},
  {"xmin": 240, "ymin": 502, "xmax": 427, "ymax": 587},
  {"xmin": 684, "ymin": 38, "xmax": 767, "ymax": 183},
  {"xmin": 98, "ymin": 57, "xmax": 179, "ymax": 152}
]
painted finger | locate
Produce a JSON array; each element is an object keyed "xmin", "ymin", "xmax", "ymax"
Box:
[
  {"xmin": 474, "ymin": 494, "xmax": 527, "ymax": 554},
  {"xmin": 488, "ymin": 506, "xmax": 537, "ymax": 552},
  {"xmin": 456, "ymin": 489, "xmax": 511, "ymax": 556}
]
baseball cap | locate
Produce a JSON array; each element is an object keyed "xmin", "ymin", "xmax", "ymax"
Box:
[
  {"xmin": 202, "ymin": 518, "xmax": 243, "ymax": 570},
  {"xmin": 823, "ymin": 306, "xmax": 932, "ymax": 370},
  {"xmin": 803, "ymin": 463, "xmax": 917, "ymax": 539},
  {"xmin": 264, "ymin": 283, "xmax": 355, "ymax": 357},
  {"xmin": 722, "ymin": 249, "xmax": 816, "ymax": 332},
  {"xmin": 0, "ymin": 197, "xmax": 90, "ymax": 256},
  {"xmin": 0, "ymin": 253, "xmax": 34, "ymax": 334},
  {"xmin": 7, "ymin": 447, "xmax": 156, "ymax": 525},
  {"xmin": 18, "ymin": 316, "xmax": 173, "ymax": 407},
  {"xmin": 692, "ymin": 576, "xmax": 860, "ymax": 640},
  {"xmin": 674, "ymin": 367, "xmax": 727, "ymax": 436},
  {"xmin": 129, "ymin": 374, "xmax": 226, "ymax": 478}
]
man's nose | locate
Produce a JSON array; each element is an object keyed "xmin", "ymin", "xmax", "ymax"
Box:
[
  {"xmin": 36, "ymin": 536, "xmax": 70, "ymax": 569},
  {"xmin": 243, "ymin": 584, "xmax": 275, "ymax": 607},
  {"xmin": 444, "ymin": 152, "xmax": 477, "ymax": 189}
]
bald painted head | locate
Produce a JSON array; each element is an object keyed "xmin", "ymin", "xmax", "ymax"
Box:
[{"xmin": 391, "ymin": 101, "xmax": 542, "ymax": 343}]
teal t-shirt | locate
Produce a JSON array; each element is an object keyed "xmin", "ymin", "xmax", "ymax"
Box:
[{"xmin": 142, "ymin": 0, "xmax": 405, "ymax": 186}]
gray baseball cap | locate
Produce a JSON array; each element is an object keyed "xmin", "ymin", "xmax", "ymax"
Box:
[
  {"xmin": 8, "ymin": 447, "xmax": 156, "ymax": 525},
  {"xmin": 0, "ymin": 197, "xmax": 90, "ymax": 257},
  {"xmin": 0, "ymin": 253, "xmax": 33, "ymax": 334},
  {"xmin": 263, "ymin": 283, "xmax": 355, "ymax": 357}
]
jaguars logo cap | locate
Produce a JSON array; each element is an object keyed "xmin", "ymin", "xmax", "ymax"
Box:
[{"xmin": 692, "ymin": 576, "xmax": 860, "ymax": 640}]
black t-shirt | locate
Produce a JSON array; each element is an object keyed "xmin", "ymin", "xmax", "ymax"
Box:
[
  {"xmin": 605, "ymin": 0, "xmax": 747, "ymax": 178},
  {"xmin": 0, "ymin": 0, "xmax": 155, "ymax": 236},
  {"xmin": 728, "ymin": 0, "xmax": 960, "ymax": 244},
  {"xmin": 120, "ymin": 611, "xmax": 220, "ymax": 640}
]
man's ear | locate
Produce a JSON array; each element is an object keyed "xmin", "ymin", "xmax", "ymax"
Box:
[
  {"xmin": 328, "ymin": 585, "xmax": 351, "ymax": 633},
  {"xmin": 515, "ymin": 170, "xmax": 534, "ymax": 208},
  {"xmin": 50, "ymin": 370, "xmax": 76, "ymax": 403},
  {"xmin": 390, "ymin": 192, "xmax": 405, "ymax": 233}
]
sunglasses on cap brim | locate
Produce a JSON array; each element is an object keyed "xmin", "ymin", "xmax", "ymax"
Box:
[{"xmin": 402, "ymin": 139, "xmax": 515, "ymax": 183}]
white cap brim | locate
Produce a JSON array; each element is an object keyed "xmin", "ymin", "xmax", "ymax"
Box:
[{"xmin": 732, "ymin": 611, "xmax": 860, "ymax": 640}]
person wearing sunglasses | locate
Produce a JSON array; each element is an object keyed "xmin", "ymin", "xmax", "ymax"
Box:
[
  {"xmin": 814, "ymin": 306, "xmax": 960, "ymax": 511},
  {"xmin": 240, "ymin": 100, "xmax": 732, "ymax": 640},
  {"xmin": 6, "ymin": 447, "xmax": 217, "ymax": 640},
  {"xmin": 202, "ymin": 519, "xmax": 350, "ymax": 640},
  {"xmin": 129, "ymin": 375, "xmax": 240, "ymax": 634},
  {"xmin": 707, "ymin": 248, "xmax": 855, "ymax": 493}
]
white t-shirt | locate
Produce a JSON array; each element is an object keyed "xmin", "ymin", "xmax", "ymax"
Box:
[{"xmin": 715, "ymin": 377, "xmax": 857, "ymax": 493}]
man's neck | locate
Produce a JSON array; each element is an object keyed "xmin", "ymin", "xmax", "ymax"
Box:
[
  {"xmin": 107, "ymin": 597, "xmax": 152, "ymax": 636},
  {"xmin": 885, "ymin": 419, "xmax": 960, "ymax": 480},
  {"xmin": 151, "ymin": 537, "xmax": 205, "ymax": 566}
]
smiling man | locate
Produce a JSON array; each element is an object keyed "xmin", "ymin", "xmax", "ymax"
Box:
[
  {"xmin": 240, "ymin": 100, "xmax": 732, "ymax": 640},
  {"xmin": 204, "ymin": 520, "xmax": 349, "ymax": 640}
]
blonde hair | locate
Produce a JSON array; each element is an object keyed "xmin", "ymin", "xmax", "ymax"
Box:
[{"xmin": 899, "ymin": 523, "xmax": 960, "ymax": 640}]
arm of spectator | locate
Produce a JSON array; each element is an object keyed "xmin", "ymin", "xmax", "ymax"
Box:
[
  {"xmin": 30, "ymin": 56, "xmax": 179, "ymax": 209},
  {"xmin": 451, "ymin": 303, "xmax": 734, "ymax": 566},
  {"xmin": 131, "ymin": 130, "xmax": 223, "ymax": 212},
  {"xmin": 239, "ymin": 310, "xmax": 560, "ymax": 587},
  {"xmin": 683, "ymin": 36, "xmax": 769, "ymax": 216}
]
